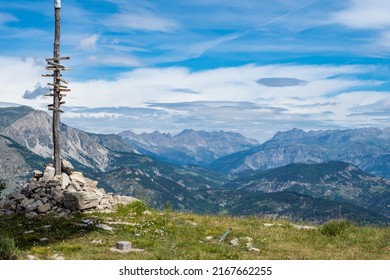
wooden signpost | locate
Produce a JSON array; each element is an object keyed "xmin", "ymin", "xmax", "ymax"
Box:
[{"xmin": 43, "ymin": 0, "xmax": 70, "ymax": 175}]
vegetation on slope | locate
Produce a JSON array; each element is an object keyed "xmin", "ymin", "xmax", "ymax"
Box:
[{"xmin": 0, "ymin": 202, "xmax": 389, "ymax": 260}]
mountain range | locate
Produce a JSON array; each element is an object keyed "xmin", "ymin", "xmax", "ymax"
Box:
[
  {"xmin": 209, "ymin": 127, "xmax": 390, "ymax": 178},
  {"xmin": 118, "ymin": 129, "xmax": 258, "ymax": 166},
  {"xmin": 0, "ymin": 106, "xmax": 389, "ymax": 225}
]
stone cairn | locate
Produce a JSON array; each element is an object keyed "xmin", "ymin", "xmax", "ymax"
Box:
[{"xmin": 0, "ymin": 160, "xmax": 137, "ymax": 218}]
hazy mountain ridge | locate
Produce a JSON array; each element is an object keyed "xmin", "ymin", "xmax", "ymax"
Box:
[
  {"xmin": 1, "ymin": 106, "xmax": 389, "ymax": 225},
  {"xmin": 209, "ymin": 127, "xmax": 390, "ymax": 178},
  {"xmin": 119, "ymin": 129, "xmax": 259, "ymax": 166},
  {"xmin": 0, "ymin": 108, "xmax": 138, "ymax": 174}
]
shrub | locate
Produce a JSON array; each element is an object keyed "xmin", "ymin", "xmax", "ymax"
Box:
[
  {"xmin": 115, "ymin": 201, "xmax": 148, "ymax": 216},
  {"xmin": 0, "ymin": 236, "xmax": 18, "ymax": 260},
  {"xmin": 129, "ymin": 201, "xmax": 148, "ymax": 216},
  {"xmin": 320, "ymin": 220, "xmax": 353, "ymax": 237}
]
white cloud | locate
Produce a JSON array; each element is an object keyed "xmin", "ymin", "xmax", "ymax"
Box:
[
  {"xmin": 0, "ymin": 57, "xmax": 388, "ymax": 141},
  {"xmin": 78, "ymin": 34, "xmax": 99, "ymax": 50},
  {"xmin": 87, "ymin": 54, "xmax": 145, "ymax": 67},
  {"xmin": 0, "ymin": 57, "xmax": 46, "ymax": 107},
  {"xmin": 104, "ymin": 12, "xmax": 178, "ymax": 32},
  {"xmin": 331, "ymin": 0, "xmax": 390, "ymax": 29}
]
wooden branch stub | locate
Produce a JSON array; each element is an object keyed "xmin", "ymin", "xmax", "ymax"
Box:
[
  {"xmin": 46, "ymin": 56, "xmax": 70, "ymax": 61},
  {"xmin": 47, "ymin": 61, "xmax": 65, "ymax": 68},
  {"xmin": 48, "ymin": 108, "xmax": 64, "ymax": 113},
  {"xmin": 42, "ymin": 74, "xmax": 54, "ymax": 77},
  {"xmin": 49, "ymin": 88, "xmax": 71, "ymax": 92},
  {"xmin": 45, "ymin": 66, "xmax": 71, "ymax": 71},
  {"xmin": 47, "ymin": 82, "xmax": 68, "ymax": 88}
]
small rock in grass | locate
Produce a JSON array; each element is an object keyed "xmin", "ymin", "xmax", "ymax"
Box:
[
  {"xmin": 96, "ymin": 223, "xmax": 113, "ymax": 231},
  {"xmin": 116, "ymin": 241, "xmax": 132, "ymax": 250},
  {"xmin": 230, "ymin": 238, "xmax": 239, "ymax": 246},
  {"xmin": 142, "ymin": 210, "xmax": 152, "ymax": 216}
]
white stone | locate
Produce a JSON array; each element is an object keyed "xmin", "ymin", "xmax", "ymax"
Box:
[
  {"xmin": 230, "ymin": 238, "xmax": 239, "ymax": 246},
  {"xmin": 42, "ymin": 166, "xmax": 55, "ymax": 182},
  {"xmin": 142, "ymin": 210, "xmax": 152, "ymax": 216},
  {"xmin": 96, "ymin": 224, "xmax": 113, "ymax": 231},
  {"xmin": 70, "ymin": 172, "xmax": 86, "ymax": 186},
  {"xmin": 291, "ymin": 224, "xmax": 317, "ymax": 230},
  {"xmin": 61, "ymin": 173, "xmax": 70, "ymax": 189},
  {"xmin": 240, "ymin": 236, "xmax": 253, "ymax": 242}
]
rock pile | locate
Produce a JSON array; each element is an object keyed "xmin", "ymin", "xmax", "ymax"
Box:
[{"xmin": 0, "ymin": 160, "xmax": 138, "ymax": 217}]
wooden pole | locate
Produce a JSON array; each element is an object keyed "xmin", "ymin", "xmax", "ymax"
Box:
[
  {"xmin": 53, "ymin": 1, "xmax": 61, "ymax": 175},
  {"xmin": 43, "ymin": 1, "xmax": 70, "ymax": 176}
]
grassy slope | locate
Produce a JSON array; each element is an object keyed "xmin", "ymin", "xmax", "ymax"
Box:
[{"xmin": 1, "ymin": 202, "xmax": 389, "ymax": 260}]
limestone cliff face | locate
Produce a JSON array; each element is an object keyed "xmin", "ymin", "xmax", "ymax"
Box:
[
  {"xmin": 1, "ymin": 110, "xmax": 110, "ymax": 171},
  {"xmin": 0, "ymin": 135, "xmax": 46, "ymax": 189}
]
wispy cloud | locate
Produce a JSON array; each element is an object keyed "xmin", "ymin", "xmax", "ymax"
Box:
[
  {"xmin": 104, "ymin": 12, "xmax": 178, "ymax": 32},
  {"xmin": 0, "ymin": 12, "xmax": 18, "ymax": 26},
  {"xmin": 78, "ymin": 34, "xmax": 100, "ymax": 50},
  {"xmin": 331, "ymin": 0, "xmax": 390, "ymax": 29}
]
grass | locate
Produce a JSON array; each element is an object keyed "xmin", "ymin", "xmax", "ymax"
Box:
[{"xmin": 0, "ymin": 202, "xmax": 389, "ymax": 260}]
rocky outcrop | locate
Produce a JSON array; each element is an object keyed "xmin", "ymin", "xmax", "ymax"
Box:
[{"xmin": 0, "ymin": 160, "xmax": 138, "ymax": 217}]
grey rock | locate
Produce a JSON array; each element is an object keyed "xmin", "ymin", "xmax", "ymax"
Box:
[
  {"xmin": 37, "ymin": 203, "xmax": 51, "ymax": 213},
  {"xmin": 52, "ymin": 189, "xmax": 64, "ymax": 204},
  {"xmin": 96, "ymin": 224, "xmax": 113, "ymax": 231},
  {"xmin": 33, "ymin": 170, "xmax": 43, "ymax": 179},
  {"xmin": 10, "ymin": 192, "xmax": 26, "ymax": 201},
  {"xmin": 25, "ymin": 212, "xmax": 38, "ymax": 219},
  {"xmin": 61, "ymin": 159, "xmax": 74, "ymax": 175},
  {"xmin": 26, "ymin": 200, "xmax": 43, "ymax": 213},
  {"xmin": 20, "ymin": 188, "xmax": 33, "ymax": 198},
  {"xmin": 20, "ymin": 198, "xmax": 35, "ymax": 209},
  {"xmin": 70, "ymin": 172, "xmax": 86, "ymax": 186},
  {"xmin": 63, "ymin": 191, "xmax": 100, "ymax": 211},
  {"xmin": 116, "ymin": 241, "xmax": 132, "ymax": 250}
]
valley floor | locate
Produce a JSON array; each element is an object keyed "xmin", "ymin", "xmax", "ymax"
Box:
[{"xmin": 1, "ymin": 202, "xmax": 389, "ymax": 260}]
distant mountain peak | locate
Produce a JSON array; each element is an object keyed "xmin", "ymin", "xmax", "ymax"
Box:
[
  {"xmin": 272, "ymin": 128, "xmax": 306, "ymax": 141},
  {"xmin": 118, "ymin": 128, "xmax": 259, "ymax": 166}
]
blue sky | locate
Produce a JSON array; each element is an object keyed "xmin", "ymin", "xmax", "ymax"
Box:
[{"xmin": 0, "ymin": 0, "xmax": 390, "ymax": 142}]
